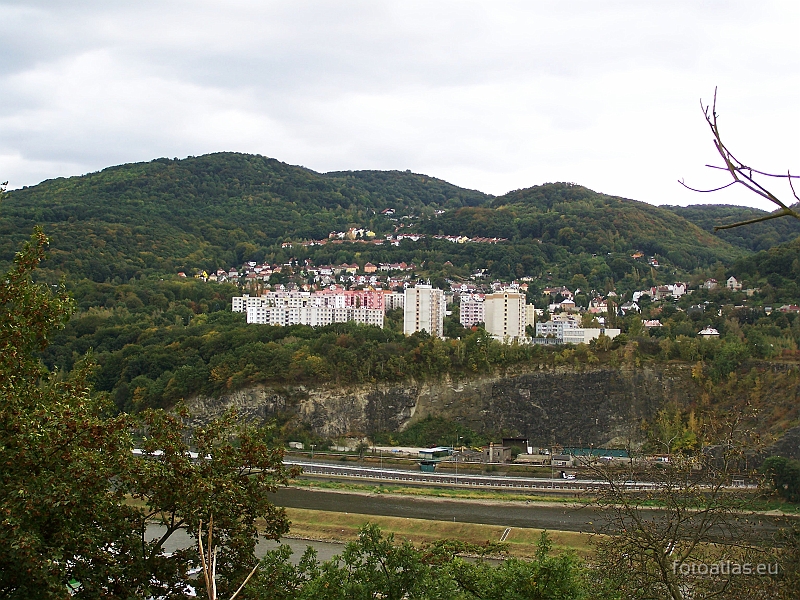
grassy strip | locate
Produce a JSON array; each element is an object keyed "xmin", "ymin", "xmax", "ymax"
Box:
[{"xmin": 283, "ymin": 507, "xmax": 596, "ymax": 559}]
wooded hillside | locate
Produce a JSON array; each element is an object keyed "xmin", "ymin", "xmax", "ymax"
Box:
[{"xmin": 0, "ymin": 153, "xmax": 765, "ymax": 282}]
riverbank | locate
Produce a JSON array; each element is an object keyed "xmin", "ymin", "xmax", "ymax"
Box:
[
  {"xmin": 272, "ymin": 484, "xmax": 793, "ymax": 555},
  {"xmin": 282, "ymin": 507, "xmax": 595, "ymax": 558}
]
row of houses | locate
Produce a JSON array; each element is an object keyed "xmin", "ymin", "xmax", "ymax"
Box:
[
  {"xmin": 185, "ymin": 260, "xmax": 423, "ymax": 283},
  {"xmin": 544, "ymin": 278, "xmax": 753, "ymax": 315},
  {"xmin": 431, "ymin": 235, "xmax": 508, "ymax": 244},
  {"xmin": 284, "ymin": 231, "xmax": 509, "ymax": 249}
]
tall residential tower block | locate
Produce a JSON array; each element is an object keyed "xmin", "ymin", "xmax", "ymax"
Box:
[
  {"xmin": 404, "ymin": 285, "xmax": 445, "ymax": 338},
  {"xmin": 484, "ymin": 291, "xmax": 527, "ymax": 342}
]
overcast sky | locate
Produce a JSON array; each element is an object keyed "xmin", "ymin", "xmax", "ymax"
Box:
[{"xmin": 1, "ymin": 1, "xmax": 798, "ymax": 209}]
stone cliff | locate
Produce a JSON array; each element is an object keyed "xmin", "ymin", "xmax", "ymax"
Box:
[{"xmin": 187, "ymin": 363, "xmax": 700, "ymax": 447}]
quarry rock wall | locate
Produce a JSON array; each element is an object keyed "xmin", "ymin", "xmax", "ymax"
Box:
[{"xmin": 187, "ymin": 364, "xmax": 700, "ymax": 447}]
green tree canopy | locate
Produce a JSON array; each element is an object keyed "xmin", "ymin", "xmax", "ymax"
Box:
[{"xmin": 0, "ymin": 228, "xmax": 295, "ymax": 598}]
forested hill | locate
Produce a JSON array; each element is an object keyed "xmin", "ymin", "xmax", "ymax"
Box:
[
  {"xmin": 422, "ymin": 183, "xmax": 739, "ymax": 267},
  {"xmin": 322, "ymin": 169, "xmax": 491, "ymax": 208},
  {"xmin": 0, "ymin": 152, "xmax": 757, "ymax": 282},
  {"xmin": 1, "ymin": 153, "xmax": 487, "ymax": 280},
  {"xmin": 663, "ymin": 204, "xmax": 800, "ymax": 252}
]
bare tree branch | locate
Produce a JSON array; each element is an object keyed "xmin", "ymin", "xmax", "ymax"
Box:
[
  {"xmin": 704, "ymin": 165, "xmax": 799, "ymax": 179},
  {"xmin": 199, "ymin": 516, "xmax": 259, "ymax": 600},
  {"xmin": 713, "ymin": 209, "xmax": 797, "ymax": 230},
  {"xmin": 678, "ymin": 179, "xmax": 737, "ymax": 193},
  {"xmin": 679, "ymin": 88, "xmax": 800, "ymax": 230}
]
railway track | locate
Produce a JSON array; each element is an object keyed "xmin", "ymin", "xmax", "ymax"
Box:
[{"xmin": 284, "ymin": 459, "xmax": 660, "ymax": 492}]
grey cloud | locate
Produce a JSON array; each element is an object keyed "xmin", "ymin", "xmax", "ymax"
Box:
[{"xmin": 0, "ymin": 0, "xmax": 797, "ymax": 208}]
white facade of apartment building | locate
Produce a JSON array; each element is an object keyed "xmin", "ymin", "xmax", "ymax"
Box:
[
  {"xmin": 484, "ymin": 291, "xmax": 527, "ymax": 342},
  {"xmin": 562, "ymin": 327, "xmax": 621, "ymax": 345},
  {"xmin": 404, "ymin": 285, "xmax": 445, "ymax": 338},
  {"xmin": 536, "ymin": 319, "xmax": 620, "ymax": 344},
  {"xmin": 245, "ymin": 305, "xmax": 383, "ymax": 327},
  {"xmin": 535, "ymin": 320, "xmax": 576, "ymax": 338},
  {"xmin": 383, "ymin": 291, "xmax": 405, "ymax": 311},
  {"xmin": 234, "ymin": 292, "xmax": 383, "ymax": 327},
  {"xmin": 525, "ymin": 304, "xmax": 536, "ymax": 332}
]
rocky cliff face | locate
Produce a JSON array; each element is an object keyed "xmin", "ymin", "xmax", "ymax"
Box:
[{"xmin": 187, "ymin": 363, "xmax": 699, "ymax": 447}]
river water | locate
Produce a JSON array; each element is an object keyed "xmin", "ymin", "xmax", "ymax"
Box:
[
  {"xmin": 274, "ymin": 486, "xmax": 596, "ymax": 532},
  {"xmin": 149, "ymin": 486, "xmax": 784, "ymax": 561},
  {"xmin": 147, "ymin": 485, "xmax": 574, "ymax": 564},
  {"xmin": 147, "ymin": 524, "xmax": 346, "ymax": 564}
]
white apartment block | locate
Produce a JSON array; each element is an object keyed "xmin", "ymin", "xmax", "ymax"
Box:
[
  {"xmin": 245, "ymin": 305, "xmax": 383, "ymax": 327},
  {"xmin": 383, "ymin": 291, "xmax": 405, "ymax": 311},
  {"xmin": 484, "ymin": 291, "xmax": 527, "ymax": 342},
  {"xmin": 404, "ymin": 285, "xmax": 445, "ymax": 338},
  {"xmin": 234, "ymin": 292, "xmax": 383, "ymax": 327},
  {"xmin": 231, "ymin": 294, "xmax": 268, "ymax": 312},
  {"xmin": 525, "ymin": 304, "xmax": 536, "ymax": 331},
  {"xmin": 459, "ymin": 294, "xmax": 485, "ymax": 327},
  {"xmin": 562, "ymin": 327, "xmax": 621, "ymax": 345},
  {"xmin": 536, "ymin": 319, "xmax": 620, "ymax": 344},
  {"xmin": 535, "ymin": 320, "xmax": 577, "ymax": 338}
]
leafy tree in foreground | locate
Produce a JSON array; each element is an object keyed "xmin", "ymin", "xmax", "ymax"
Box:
[
  {"xmin": 125, "ymin": 408, "xmax": 299, "ymax": 598},
  {"xmin": 247, "ymin": 525, "xmax": 589, "ymax": 600},
  {"xmin": 0, "ymin": 227, "xmax": 138, "ymax": 597},
  {"xmin": 761, "ymin": 456, "xmax": 800, "ymax": 503},
  {"xmin": 0, "ymin": 227, "xmax": 295, "ymax": 598}
]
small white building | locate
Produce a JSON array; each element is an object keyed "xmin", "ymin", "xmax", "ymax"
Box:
[
  {"xmin": 619, "ymin": 301, "xmax": 640, "ymax": 314},
  {"xmin": 726, "ymin": 276, "xmax": 742, "ymax": 291},
  {"xmin": 698, "ymin": 327, "xmax": 720, "ymax": 338},
  {"xmin": 562, "ymin": 327, "xmax": 621, "ymax": 345}
]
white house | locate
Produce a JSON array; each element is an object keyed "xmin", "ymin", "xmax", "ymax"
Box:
[
  {"xmin": 619, "ymin": 301, "xmax": 640, "ymax": 314},
  {"xmin": 698, "ymin": 327, "xmax": 720, "ymax": 338}
]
